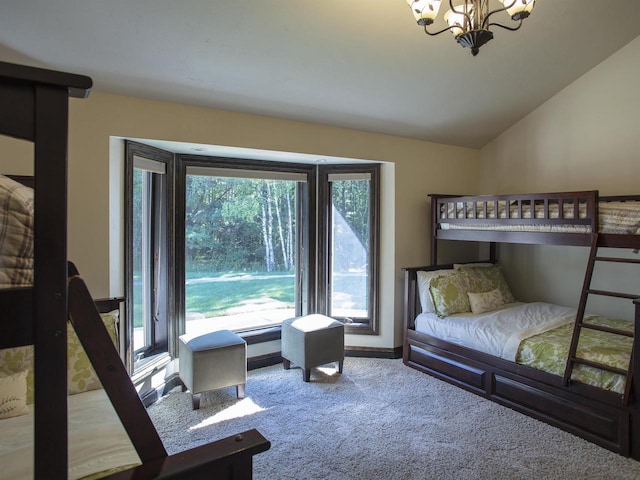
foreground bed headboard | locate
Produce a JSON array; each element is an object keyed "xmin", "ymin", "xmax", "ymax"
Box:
[{"xmin": 6, "ymin": 174, "xmax": 34, "ymax": 188}]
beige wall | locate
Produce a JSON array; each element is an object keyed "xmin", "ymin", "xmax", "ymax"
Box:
[
  {"xmin": 0, "ymin": 93, "xmax": 481, "ymax": 349},
  {"xmin": 480, "ymin": 35, "xmax": 640, "ymax": 320}
]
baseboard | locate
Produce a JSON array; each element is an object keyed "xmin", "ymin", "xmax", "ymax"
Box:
[
  {"xmin": 345, "ymin": 346, "xmax": 403, "ymax": 359},
  {"xmin": 248, "ymin": 352, "xmax": 283, "ymax": 370},
  {"xmin": 249, "ymin": 347, "xmax": 402, "ymax": 371},
  {"xmin": 140, "ymin": 387, "xmax": 161, "ymax": 407}
]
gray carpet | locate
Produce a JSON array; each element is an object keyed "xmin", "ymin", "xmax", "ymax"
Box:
[{"xmin": 147, "ymin": 358, "xmax": 640, "ymax": 479}]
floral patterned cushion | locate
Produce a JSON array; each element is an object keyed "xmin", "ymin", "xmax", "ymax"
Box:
[
  {"xmin": 467, "ymin": 288, "xmax": 505, "ymax": 314},
  {"xmin": 0, "ymin": 370, "xmax": 29, "ymax": 419},
  {"xmin": 456, "ymin": 264, "xmax": 515, "ymax": 303},
  {"xmin": 67, "ymin": 310, "xmax": 119, "ymax": 394},
  {"xmin": 0, "ymin": 310, "xmax": 119, "ymax": 402},
  {"xmin": 429, "ymin": 272, "xmax": 479, "ymax": 317},
  {"xmin": 417, "ymin": 269, "xmax": 456, "ymax": 313},
  {"xmin": 0, "ymin": 346, "xmax": 33, "ymax": 404}
]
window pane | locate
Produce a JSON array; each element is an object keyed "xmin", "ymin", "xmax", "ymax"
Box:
[
  {"xmin": 184, "ymin": 174, "xmax": 298, "ymax": 335},
  {"xmin": 132, "ymin": 168, "xmax": 151, "ymax": 355},
  {"xmin": 330, "ymin": 179, "xmax": 370, "ymax": 319}
]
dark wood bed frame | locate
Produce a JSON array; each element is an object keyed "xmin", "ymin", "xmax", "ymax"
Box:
[
  {"xmin": 0, "ymin": 61, "xmax": 269, "ymax": 479},
  {"xmin": 403, "ymin": 191, "xmax": 640, "ymax": 459}
]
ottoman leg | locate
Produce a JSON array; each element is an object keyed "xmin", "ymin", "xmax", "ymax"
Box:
[
  {"xmin": 303, "ymin": 368, "xmax": 311, "ymax": 382},
  {"xmin": 237, "ymin": 383, "xmax": 246, "ymax": 399},
  {"xmin": 336, "ymin": 360, "xmax": 343, "ymax": 374},
  {"xmin": 192, "ymin": 393, "xmax": 201, "ymax": 410},
  {"xmin": 282, "ymin": 358, "xmax": 291, "ymax": 370}
]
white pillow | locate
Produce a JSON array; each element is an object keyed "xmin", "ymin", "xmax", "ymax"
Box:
[
  {"xmin": 0, "ymin": 370, "xmax": 29, "ymax": 419},
  {"xmin": 417, "ymin": 269, "xmax": 455, "ymax": 313},
  {"xmin": 467, "ymin": 288, "xmax": 505, "ymax": 314}
]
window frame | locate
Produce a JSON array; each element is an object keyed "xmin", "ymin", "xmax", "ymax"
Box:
[
  {"xmin": 174, "ymin": 154, "xmax": 317, "ymax": 343},
  {"xmin": 317, "ymin": 163, "xmax": 380, "ymax": 335},
  {"xmin": 124, "ymin": 141, "xmax": 174, "ymax": 374}
]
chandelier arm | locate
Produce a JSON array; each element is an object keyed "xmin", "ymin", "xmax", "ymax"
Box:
[
  {"xmin": 448, "ymin": 0, "xmax": 472, "ymax": 28},
  {"xmin": 487, "ymin": 19, "xmax": 523, "ymax": 32},
  {"xmin": 423, "ymin": 24, "xmax": 457, "ymax": 37},
  {"xmin": 481, "ymin": 1, "xmax": 516, "ymax": 29}
]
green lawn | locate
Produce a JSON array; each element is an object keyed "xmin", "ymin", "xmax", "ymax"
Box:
[
  {"xmin": 133, "ymin": 270, "xmax": 367, "ymax": 326},
  {"xmin": 186, "ymin": 273, "xmax": 295, "ymax": 317},
  {"xmin": 134, "ymin": 272, "xmax": 294, "ymax": 327}
]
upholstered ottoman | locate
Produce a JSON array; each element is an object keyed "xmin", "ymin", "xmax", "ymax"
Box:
[
  {"xmin": 178, "ymin": 330, "xmax": 247, "ymax": 409},
  {"xmin": 281, "ymin": 314, "xmax": 344, "ymax": 382}
]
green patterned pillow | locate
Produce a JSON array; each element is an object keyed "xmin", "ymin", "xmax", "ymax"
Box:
[
  {"xmin": 0, "ymin": 346, "xmax": 34, "ymax": 404},
  {"xmin": 0, "ymin": 370, "xmax": 29, "ymax": 419},
  {"xmin": 429, "ymin": 272, "xmax": 478, "ymax": 317},
  {"xmin": 457, "ymin": 264, "xmax": 515, "ymax": 303},
  {"xmin": 67, "ymin": 309, "xmax": 119, "ymax": 395},
  {"xmin": 417, "ymin": 269, "xmax": 456, "ymax": 313},
  {"xmin": 0, "ymin": 310, "xmax": 119, "ymax": 402}
]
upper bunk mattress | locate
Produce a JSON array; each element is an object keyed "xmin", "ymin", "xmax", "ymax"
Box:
[
  {"xmin": 438, "ymin": 199, "xmax": 640, "ymax": 235},
  {"xmin": 0, "ymin": 174, "xmax": 33, "ymax": 288}
]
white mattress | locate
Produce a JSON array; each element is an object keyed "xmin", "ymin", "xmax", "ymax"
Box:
[
  {"xmin": 414, "ymin": 302, "xmax": 576, "ymax": 361},
  {"xmin": 0, "ymin": 388, "xmax": 141, "ymax": 479}
]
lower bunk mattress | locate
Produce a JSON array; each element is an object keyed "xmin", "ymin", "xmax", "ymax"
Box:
[
  {"xmin": 414, "ymin": 301, "xmax": 633, "ymax": 393},
  {"xmin": 0, "ymin": 388, "xmax": 141, "ymax": 479}
]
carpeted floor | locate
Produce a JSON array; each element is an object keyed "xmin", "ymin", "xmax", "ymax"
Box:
[{"xmin": 147, "ymin": 358, "xmax": 640, "ymax": 479}]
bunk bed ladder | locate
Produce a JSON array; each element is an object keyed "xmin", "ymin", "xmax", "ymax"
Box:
[{"xmin": 563, "ymin": 232, "xmax": 637, "ymax": 403}]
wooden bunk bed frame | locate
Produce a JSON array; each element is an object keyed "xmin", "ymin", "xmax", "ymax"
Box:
[
  {"xmin": 0, "ymin": 61, "xmax": 269, "ymax": 479},
  {"xmin": 403, "ymin": 191, "xmax": 640, "ymax": 459}
]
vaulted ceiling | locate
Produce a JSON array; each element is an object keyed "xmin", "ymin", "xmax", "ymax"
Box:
[{"xmin": 2, "ymin": 1, "xmax": 640, "ymax": 148}]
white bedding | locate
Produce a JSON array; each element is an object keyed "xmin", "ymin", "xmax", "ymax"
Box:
[
  {"xmin": 414, "ymin": 302, "xmax": 576, "ymax": 361},
  {"xmin": 0, "ymin": 388, "xmax": 141, "ymax": 480}
]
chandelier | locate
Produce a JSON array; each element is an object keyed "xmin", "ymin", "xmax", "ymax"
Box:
[{"xmin": 406, "ymin": 0, "xmax": 536, "ymax": 56}]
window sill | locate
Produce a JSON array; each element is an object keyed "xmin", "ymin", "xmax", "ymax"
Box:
[
  {"xmin": 131, "ymin": 351, "xmax": 171, "ymax": 384},
  {"xmin": 237, "ymin": 326, "xmax": 281, "ymax": 345}
]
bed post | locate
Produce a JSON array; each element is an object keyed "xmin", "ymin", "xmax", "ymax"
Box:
[
  {"xmin": 632, "ymin": 298, "xmax": 640, "ymax": 460},
  {"xmin": 430, "ymin": 195, "xmax": 439, "ymax": 264}
]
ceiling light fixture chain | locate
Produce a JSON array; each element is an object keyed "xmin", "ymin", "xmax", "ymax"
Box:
[{"xmin": 406, "ymin": 0, "xmax": 536, "ymax": 56}]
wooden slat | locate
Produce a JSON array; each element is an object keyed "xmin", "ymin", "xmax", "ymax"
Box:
[
  {"xmin": 595, "ymin": 256, "xmax": 640, "ymax": 265},
  {"xmin": 571, "ymin": 357, "xmax": 629, "ymax": 376},
  {"xmin": 101, "ymin": 429, "xmax": 270, "ymax": 480},
  {"xmin": 579, "ymin": 322, "xmax": 634, "ymax": 338},
  {"xmin": 587, "ymin": 289, "xmax": 638, "ymax": 300},
  {"xmin": 0, "ymin": 288, "xmax": 33, "ymax": 348}
]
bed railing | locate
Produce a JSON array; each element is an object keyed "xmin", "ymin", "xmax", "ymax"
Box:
[{"xmin": 430, "ymin": 191, "xmax": 599, "ymax": 262}]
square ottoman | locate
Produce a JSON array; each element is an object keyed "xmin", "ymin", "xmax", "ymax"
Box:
[
  {"xmin": 281, "ymin": 314, "xmax": 344, "ymax": 382},
  {"xmin": 179, "ymin": 329, "xmax": 247, "ymax": 409}
]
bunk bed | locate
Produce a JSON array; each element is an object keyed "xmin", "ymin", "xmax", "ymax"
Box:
[
  {"xmin": 403, "ymin": 190, "xmax": 640, "ymax": 459},
  {"xmin": 0, "ymin": 61, "xmax": 269, "ymax": 479}
]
